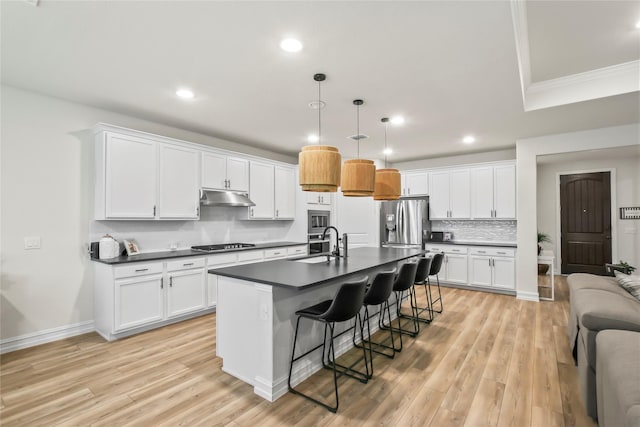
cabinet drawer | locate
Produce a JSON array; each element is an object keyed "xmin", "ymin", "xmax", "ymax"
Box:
[
  {"xmin": 114, "ymin": 262, "xmax": 163, "ymax": 279},
  {"xmin": 428, "ymin": 245, "xmax": 468, "ymax": 254},
  {"xmin": 287, "ymin": 245, "xmax": 307, "ymax": 256},
  {"xmin": 207, "ymin": 253, "xmax": 238, "ymax": 266},
  {"xmin": 469, "ymin": 247, "xmax": 515, "ymax": 257},
  {"xmin": 238, "ymin": 250, "xmax": 264, "ymax": 262},
  {"xmin": 264, "ymin": 248, "xmax": 287, "ymax": 259},
  {"xmin": 167, "ymin": 257, "xmax": 205, "ymax": 272}
]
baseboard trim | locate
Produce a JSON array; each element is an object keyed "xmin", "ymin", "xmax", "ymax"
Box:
[
  {"xmin": 516, "ymin": 291, "xmax": 540, "ymax": 302},
  {"xmin": 0, "ymin": 320, "xmax": 95, "ymax": 354}
]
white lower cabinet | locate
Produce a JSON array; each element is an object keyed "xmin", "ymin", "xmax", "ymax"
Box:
[
  {"xmin": 166, "ymin": 259, "xmax": 207, "ymax": 318},
  {"xmin": 427, "ymin": 244, "xmax": 516, "ymax": 293},
  {"xmin": 114, "ymin": 273, "xmax": 164, "ymax": 331}
]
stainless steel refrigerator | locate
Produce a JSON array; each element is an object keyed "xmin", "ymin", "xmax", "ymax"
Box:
[{"xmin": 380, "ymin": 197, "xmax": 430, "ymax": 249}]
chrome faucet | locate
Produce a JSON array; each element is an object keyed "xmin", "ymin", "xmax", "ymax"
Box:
[{"xmin": 321, "ymin": 226, "xmax": 348, "ymax": 259}]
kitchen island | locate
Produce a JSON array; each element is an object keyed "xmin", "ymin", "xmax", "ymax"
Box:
[{"xmin": 209, "ymin": 247, "xmax": 424, "ymax": 401}]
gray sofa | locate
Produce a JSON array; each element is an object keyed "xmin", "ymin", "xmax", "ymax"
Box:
[
  {"xmin": 567, "ymin": 273, "xmax": 640, "ymax": 420},
  {"xmin": 596, "ymin": 330, "xmax": 640, "ymax": 427}
]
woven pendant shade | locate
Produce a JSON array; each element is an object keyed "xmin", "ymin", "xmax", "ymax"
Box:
[
  {"xmin": 374, "ymin": 168, "xmax": 401, "ymax": 200},
  {"xmin": 299, "ymin": 145, "xmax": 341, "ymax": 192},
  {"xmin": 341, "ymin": 159, "xmax": 376, "ymax": 196}
]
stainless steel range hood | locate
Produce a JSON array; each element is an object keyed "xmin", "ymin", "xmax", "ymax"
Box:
[{"xmin": 199, "ymin": 189, "xmax": 255, "ymax": 207}]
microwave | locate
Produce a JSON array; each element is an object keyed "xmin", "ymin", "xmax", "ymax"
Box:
[{"xmin": 308, "ymin": 210, "xmax": 330, "ymax": 235}]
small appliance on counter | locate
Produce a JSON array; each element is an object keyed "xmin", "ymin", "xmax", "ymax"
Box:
[
  {"xmin": 443, "ymin": 232, "xmax": 453, "ymax": 241},
  {"xmin": 98, "ymin": 234, "xmax": 120, "ymax": 259},
  {"xmin": 429, "ymin": 231, "xmax": 444, "ymax": 242}
]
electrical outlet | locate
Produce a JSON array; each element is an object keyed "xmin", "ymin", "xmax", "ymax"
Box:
[{"xmin": 24, "ymin": 236, "xmax": 41, "ymax": 249}]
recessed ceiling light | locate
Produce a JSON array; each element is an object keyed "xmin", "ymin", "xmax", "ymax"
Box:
[
  {"xmin": 176, "ymin": 89, "xmax": 194, "ymax": 99},
  {"xmin": 280, "ymin": 38, "xmax": 303, "ymax": 53},
  {"xmin": 463, "ymin": 135, "xmax": 476, "ymax": 144},
  {"xmin": 307, "ymin": 134, "xmax": 319, "ymax": 143},
  {"xmin": 390, "ymin": 116, "xmax": 405, "ymax": 125},
  {"xmin": 383, "ymin": 148, "xmax": 393, "ymax": 155},
  {"xmin": 636, "ymin": 21, "xmax": 640, "ymax": 29}
]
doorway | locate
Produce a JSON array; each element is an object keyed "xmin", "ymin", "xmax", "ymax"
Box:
[{"xmin": 559, "ymin": 171, "xmax": 612, "ymax": 275}]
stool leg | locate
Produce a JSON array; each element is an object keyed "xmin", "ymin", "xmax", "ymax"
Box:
[
  {"xmin": 433, "ymin": 275, "xmax": 443, "ymax": 313},
  {"xmin": 288, "ymin": 315, "xmax": 303, "ymax": 391},
  {"xmin": 396, "ymin": 289, "xmax": 419, "ymax": 337}
]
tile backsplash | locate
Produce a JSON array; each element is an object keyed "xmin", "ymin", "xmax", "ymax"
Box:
[{"xmin": 431, "ymin": 220, "xmax": 516, "ymax": 243}]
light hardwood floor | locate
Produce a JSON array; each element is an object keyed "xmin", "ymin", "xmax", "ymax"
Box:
[{"xmin": 1, "ymin": 276, "xmax": 596, "ymax": 427}]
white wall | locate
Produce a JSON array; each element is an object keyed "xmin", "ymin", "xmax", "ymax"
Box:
[
  {"xmin": 537, "ymin": 148, "xmax": 640, "ymax": 271},
  {"xmin": 0, "ymin": 85, "xmax": 304, "ymax": 343},
  {"xmin": 516, "ymin": 123, "xmax": 640, "ymax": 301}
]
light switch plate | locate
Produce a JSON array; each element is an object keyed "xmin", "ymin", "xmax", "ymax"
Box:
[{"xmin": 24, "ymin": 236, "xmax": 41, "ymax": 249}]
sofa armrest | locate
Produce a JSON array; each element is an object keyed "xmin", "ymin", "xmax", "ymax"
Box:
[{"xmin": 575, "ymin": 289, "xmax": 640, "ymax": 333}]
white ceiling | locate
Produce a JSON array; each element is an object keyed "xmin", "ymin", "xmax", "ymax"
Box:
[{"xmin": 2, "ymin": 1, "xmax": 638, "ymax": 162}]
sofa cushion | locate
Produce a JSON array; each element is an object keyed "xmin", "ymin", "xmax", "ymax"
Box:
[
  {"xmin": 568, "ymin": 273, "xmax": 636, "ymax": 300},
  {"xmin": 615, "ymin": 271, "xmax": 640, "ymax": 301},
  {"xmin": 596, "ymin": 330, "xmax": 640, "ymax": 427}
]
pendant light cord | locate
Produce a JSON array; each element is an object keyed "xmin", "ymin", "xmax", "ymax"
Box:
[
  {"xmin": 317, "ymin": 80, "xmax": 321, "ymax": 144},
  {"xmin": 356, "ymin": 103, "xmax": 360, "ymax": 159},
  {"xmin": 384, "ymin": 121, "xmax": 388, "ymax": 168}
]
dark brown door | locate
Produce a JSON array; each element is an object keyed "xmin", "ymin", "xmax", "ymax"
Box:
[{"xmin": 560, "ymin": 172, "xmax": 612, "ymax": 275}]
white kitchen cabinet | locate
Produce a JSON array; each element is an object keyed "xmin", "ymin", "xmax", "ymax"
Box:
[
  {"xmin": 206, "ymin": 253, "xmax": 238, "ymax": 308},
  {"xmin": 470, "ymin": 163, "xmax": 516, "ymax": 219},
  {"xmin": 249, "ymin": 161, "xmax": 275, "ymax": 219},
  {"xmin": 248, "ymin": 162, "xmax": 296, "ymax": 220},
  {"xmin": 468, "ymin": 247, "xmax": 516, "ymax": 290},
  {"xmin": 166, "ymin": 259, "xmax": 207, "ymax": 318},
  {"xmin": 112, "ymin": 262, "xmax": 164, "ymax": 332},
  {"xmin": 158, "ymin": 144, "xmax": 200, "ymax": 219},
  {"xmin": 100, "ymin": 132, "xmax": 157, "ymax": 219},
  {"xmin": 429, "ymin": 169, "xmax": 470, "ymax": 219},
  {"xmin": 274, "ymin": 166, "xmax": 296, "ymax": 219},
  {"xmin": 443, "ymin": 253, "xmax": 468, "ymax": 284},
  {"xmin": 401, "ymin": 171, "xmax": 429, "ymax": 197},
  {"xmin": 201, "ymin": 153, "xmax": 249, "ymax": 192},
  {"xmin": 307, "ymin": 192, "xmax": 332, "ymax": 205}
]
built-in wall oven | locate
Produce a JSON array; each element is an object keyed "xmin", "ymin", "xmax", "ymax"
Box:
[{"xmin": 308, "ymin": 210, "xmax": 331, "ymax": 254}]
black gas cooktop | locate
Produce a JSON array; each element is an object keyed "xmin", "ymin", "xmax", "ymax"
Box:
[{"xmin": 191, "ymin": 243, "xmax": 256, "ymax": 252}]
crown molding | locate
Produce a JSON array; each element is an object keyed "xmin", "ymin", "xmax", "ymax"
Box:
[{"xmin": 510, "ymin": 0, "xmax": 639, "ymax": 112}]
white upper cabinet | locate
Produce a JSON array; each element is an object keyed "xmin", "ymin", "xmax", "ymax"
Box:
[
  {"xmin": 401, "ymin": 171, "xmax": 429, "ymax": 197},
  {"xmin": 249, "ymin": 162, "xmax": 296, "ymax": 220},
  {"xmin": 429, "ymin": 169, "xmax": 470, "ymax": 219},
  {"xmin": 249, "ymin": 161, "xmax": 275, "ymax": 219},
  {"xmin": 307, "ymin": 192, "xmax": 332, "ymax": 205},
  {"xmin": 201, "ymin": 153, "xmax": 249, "ymax": 192},
  {"xmin": 274, "ymin": 166, "xmax": 295, "ymax": 219},
  {"xmin": 470, "ymin": 163, "xmax": 516, "ymax": 219},
  {"xmin": 100, "ymin": 132, "xmax": 157, "ymax": 219},
  {"xmin": 158, "ymin": 144, "xmax": 200, "ymax": 219}
]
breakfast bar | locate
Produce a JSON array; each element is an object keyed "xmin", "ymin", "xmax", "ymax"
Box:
[{"xmin": 209, "ymin": 247, "xmax": 424, "ymax": 401}]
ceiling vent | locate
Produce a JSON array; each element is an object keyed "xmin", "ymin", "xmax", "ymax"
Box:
[{"xmin": 348, "ymin": 134, "xmax": 369, "ymax": 141}]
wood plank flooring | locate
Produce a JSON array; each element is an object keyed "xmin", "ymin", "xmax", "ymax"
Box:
[{"xmin": 0, "ymin": 276, "xmax": 596, "ymax": 426}]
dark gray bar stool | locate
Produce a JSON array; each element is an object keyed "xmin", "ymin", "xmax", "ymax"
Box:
[
  {"xmin": 287, "ymin": 276, "xmax": 369, "ymax": 413},
  {"xmin": 426, "ymin": 252, "xmax": 445, "ymax": 315},
  {"xmin": 380, "ymin": 261, "xmax": 419, "ymax": 351},
  {"xmin": 400, "ymin": 256, "xmax": 433, "ymax": 324},
  {"xmin": 352, "ymin": 269, "xmax": 397, "ymax": 377}
]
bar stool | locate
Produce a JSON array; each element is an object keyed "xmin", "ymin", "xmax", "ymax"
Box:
[
  {"xmin": 381, "ymin": 261, "xmax": 419, "ymax": 351},
  {"xmin": 401, "ymin": 257, "xmax": 433, "ymax": 325},
  {"xmin": 287, "ymin": 276, "xmax": 369, "ymax": 413},
  {"xmin": 426, "ymin": 252, "xmax": 445, "ymax": 315},
  {"xmin": 352, "ymin": 269, "xmax": 397, "ymax": 377}
]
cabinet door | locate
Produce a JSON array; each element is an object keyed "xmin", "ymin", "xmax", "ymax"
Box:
[
  {"xmin": 202, "ymin": 152, "xmax": 227, "ymax": 190},
  {"xmin": 494, "ymin": 164, "xmax": 516, "ymax": 219},
  {"xmin": 469, "ymin": 255, "xmax": 492, "ymax": 287},
  {"xmin": 470, "ymin": 167, "xmax": 494, "ymax": 219},
  {"xmin": 306, "ymin": 192, "xmax": 321, "ymax": 204},
  {"xmin": 492, "ymin": 257, "xmax": 515, "ymax": 289},
  {"xmin": 449, "ymin": 169, "xmax": 470, "ymax": 219},
  {"xmin": 445, "ymin": 254, "xmax": 468, "ymax": 284},
  {"xmin": 274, "ymin": 166, "xmax": 295, "ymax": 219},
  {"xmin": 226, "ymin": 157, "xmax": 249, "ymax": 192},
  {"xmin": 429, "ymin": 171, "xmax": 450, "ymax": 219},
  {"xmin": 167, "ymin": 269, "xmax": 207, "ymax": 318},
  {"xmin": 404, "ymin": 172, "xmax": 429, "ymax": 196},
  {"xmin": 114, "ymin": 274, "xmax": 164, "ymax": 331},
  {"xmin": 319, "ymin": 193, "xmax": 332, "ymax": 205},
  {"xmin": 159, "ymin": 144, "xmax": 199, "ymax": 219},
  {"xmin": 105, "ymin": 133, "xmax": 157, "ymax": 218},
  {"xmin": 249, "ymin": 161, "xmax": 275, "ymax": 219}
]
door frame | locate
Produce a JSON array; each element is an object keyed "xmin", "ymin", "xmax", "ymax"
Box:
[{"xmin": 554, "ymin": 168, "xmax": 617, "ymax": 273}]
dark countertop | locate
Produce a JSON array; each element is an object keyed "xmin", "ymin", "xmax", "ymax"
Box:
[
  {"xmin": 425, "ymin": 241, "xmax": 517, "ymax": 248},
  {"xmin": 209, "ymin": 247, "xmax": 425, "ymax": 290},
  {"xmin": 91, "ymin": 241, "xmax": 307, "ymax": 265}
]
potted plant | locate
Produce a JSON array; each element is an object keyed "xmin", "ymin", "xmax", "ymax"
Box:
[{"xmin": 538, "ymin": 231, "xmax": 552, "ymax": 275}]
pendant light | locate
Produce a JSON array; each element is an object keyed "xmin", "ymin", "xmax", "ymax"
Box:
[
  {"xmin": 341, "ymin": 99, "xmax": 376, "ymax": 197},
  {"xmin": 373, "ymin": 117, "xmax": 401, "ymax": 200},
  {"xmin": 298, "ymin": 73, "xmax": 341, "ymax": 192}
]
